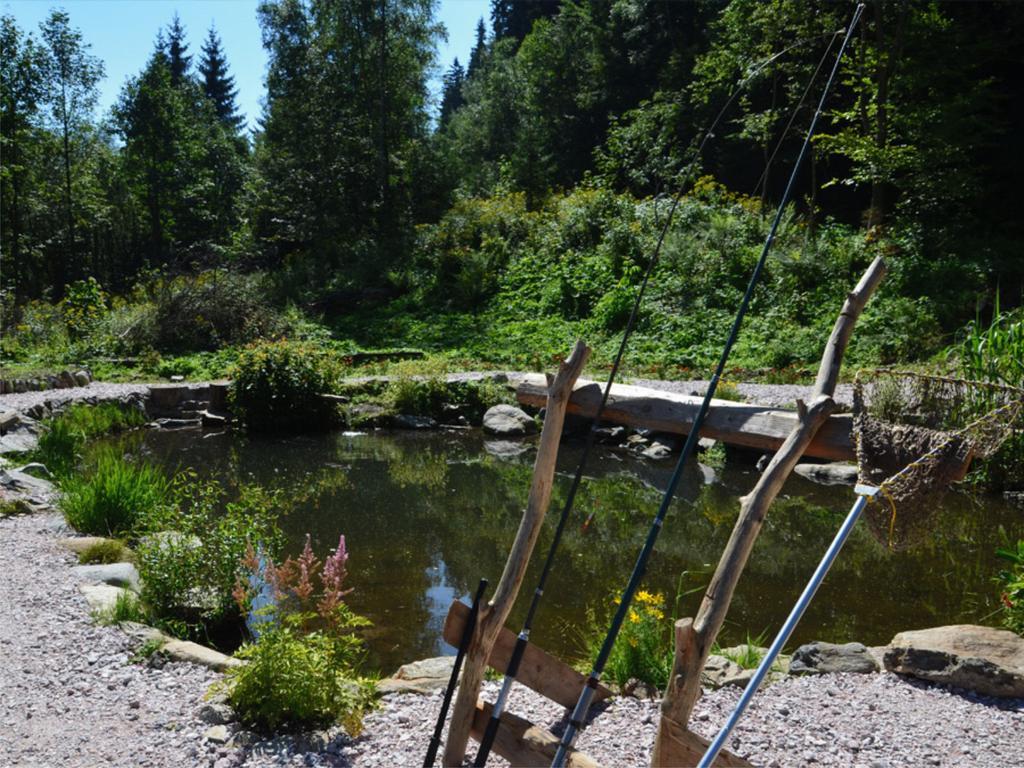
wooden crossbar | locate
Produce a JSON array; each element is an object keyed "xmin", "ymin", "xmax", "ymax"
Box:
[{"xmin": 443, "ymin": 599, "xmax": 612, "ymax": 709}]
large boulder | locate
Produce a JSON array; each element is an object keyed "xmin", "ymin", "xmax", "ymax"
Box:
[
  {"xmin": 482, "ymin": 404, "xmax": 537, "ymax": 437},
  {"xmin": 377, "ymin": 656, "xmax": 455, "ymax": 695},
  {"xmin": 884, "ymin": 625, "xmax": 1024, "ymax": 698},
  {"xmin": 790, "ymin": 641, "xmax": 879, "ymax": 675}
]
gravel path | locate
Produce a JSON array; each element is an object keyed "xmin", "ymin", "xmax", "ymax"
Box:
[
  {"xmin": 627, "ymin": 378, "xmax": 855, "ymax": 410},
  {"xmin": 0, "ymin": 511, "xmax": 223, "ymax": 767},
  {"xmin": 0, "ymin": 381, "xmax": 152, "ymax": 413}
]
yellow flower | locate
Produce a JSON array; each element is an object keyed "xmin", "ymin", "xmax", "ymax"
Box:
[
  {"xmin": 628, "ymin": 609, "xmax": 641, "ymax": 624},
  {"xmin": 645, "ymin": 607, "xmax": 665, "ymax": 620},
  {"xmin": 636, "ymin": 590, "xmax": 663, "ymax": 607}
]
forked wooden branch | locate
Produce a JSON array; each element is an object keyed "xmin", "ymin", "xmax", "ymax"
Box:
[
  {"xmin": 652, "ymin": 257, "xmax": 887, "ymax": 766},
  {"xmin": 443, "ymin": 339, "xmax": 591, "ymax": 766}
]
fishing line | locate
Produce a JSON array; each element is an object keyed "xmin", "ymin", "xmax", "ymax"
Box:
[
  {"xmin": 470, "ymin": 29, "xmax": 842, "ymax": 768},
  {"xmin": 551, "ymin": 5, "xmax": 865, "ymax": 765},
  {"xmin": 752, "ymin": 29, "xmax": 842, "ymax": 201}
]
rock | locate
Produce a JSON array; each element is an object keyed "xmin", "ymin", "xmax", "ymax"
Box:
[
  {"xmin": 198, "ymin": 702, "xmax": 236, "ymax": 725},
  {"xmin": 701, "ymin": 654, "xmax": 743, "ymax": 689},
  {"xmin": 482, "ymin": 404, "xmax": 537, "ymax": 436},
  {"xmin": 200, "ymin": 410, "xmax": 228, "ymax": 428},
  {"xmin": 0, "ymin": 468, "xmax": 55, "ymax": 498},
  {"xmin": 348, "ymin": 403, "xmax": 388, "ymax": 428},
  {"xmin": 377, "ymin": 656, "xmax": 455, "ymax": 694},
  {"xmin": 0, "ymin": 409, "xmax": 20, "ymax": 431},
  {"xmin": 483, "ymin": 440, "xmax": 531, "ymax": 459},
  {"xmin": 884, "ymin": 625, "xmax": 1024, "ymax": 698},
  {"xmin": 593, "ymin": 425, "xmax": 627, "ymax": 443},
  {"xmin": 391, "ymin": 414, "xmax": 438, "ymax": 430},
  {"xmin": 790, "ymin": 641, "xmax": 880, "ymax": 675},
  {"xmin": 156, "ymin": 417, "xmax": 201, "ymax": 429},
  {"xmin": 204, "ymin": 725, "xmax": 231, "ymax": 744},
  {"xmin": 58, "ymin": 370, "xmax": 77, "ymax": 388},
  {"xmin": 793, "ymin": 463, "xmax": 859, "ymax": 486},
  {"xmin": 642, "ymin": 442, "xmax": 674, "ymax": 460},
  {"xmin": 697, "ymin": 463, "xmax": 718, "ymax": 485},
  {"xmin": 0, "ymin": 432, "xmax": 39, "ymax": 455},
  {"xmin": 79, "ymin": 583, "xmax": 130, "ymax": 612},
  {"xmin": 73, "ymin": 370, "xmax": 91, "ymax": 387},
  {"xmin": 697, "ymin": 437, "xmax": 717, "ymax": 451},
  {"xmin": 16, "ymin": 463, "xmax": 52, "ymax": 480},
  {"xmin": 161, "ymin": 640, "xmax": 242, "ymax": 672},
  {"xmin": 118, "ymin": 621, "xmax": 168, "ymax": 645},
  {"xmin": 72, "ymin": 562, "xmax": 141, "ymax": 592}
]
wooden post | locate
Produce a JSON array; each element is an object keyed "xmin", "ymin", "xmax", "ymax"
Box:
[
  {"xmin": 443, "ymin": 340, "xmax": 591, "ymax": 766},
  {"xmin": 652, "ymin": 257, "xmax": 887, "ymax": 766}
]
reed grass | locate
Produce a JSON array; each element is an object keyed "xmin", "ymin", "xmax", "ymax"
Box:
[{"xmin": 61, "ymin": 451, "xmax": 169, "ymax": 537}]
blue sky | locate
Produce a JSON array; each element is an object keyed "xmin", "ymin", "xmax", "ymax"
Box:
[{"xmin": 2, "ymin": 0, "xmax": 490, "ymax": 132}]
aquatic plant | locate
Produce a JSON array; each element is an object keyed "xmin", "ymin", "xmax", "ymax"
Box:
[
  {"xmin": 61, "ymin": 452, "xmax": 169, "ymax": 536},
  {"xmin": 34, "ymin": 402, "xmax": 146, "ymax": 478},
  {"xmin": 996, "ymin": 539, "xmax": 1024, "ymax": 636}
]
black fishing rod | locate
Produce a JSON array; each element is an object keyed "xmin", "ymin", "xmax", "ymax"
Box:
[
  {"xmin": 551, "ymin": 5, "xmax": 865, "ymax": 765},
  {"xmin": 469, "ymin": 30, "xmax": 840, "ymax": 768},
  {"xmin": 424, "ymin": 577, "xmax": 488, "ymax": 767}
]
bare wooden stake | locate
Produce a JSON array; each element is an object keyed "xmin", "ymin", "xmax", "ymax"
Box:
[
  {"xmin": 443, "ymin": 340, "xmax": 590, "ymax": 766},
  {"xmin": 652, "ymin": 257, "xmax": 887, "ymax": 766}
]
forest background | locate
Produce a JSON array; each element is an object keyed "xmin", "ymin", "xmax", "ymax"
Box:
[{"xmin": 2, "ymin": 0, "xmax": 1023, "ymax": 381}]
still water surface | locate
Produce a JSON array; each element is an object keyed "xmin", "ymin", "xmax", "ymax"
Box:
[{"xmin": 120, "ymin": 427, "xmax": 1020, "ymax": 673}]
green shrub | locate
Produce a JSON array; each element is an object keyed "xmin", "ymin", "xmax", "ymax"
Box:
[
  {"xmin": 996, "ymin": 539, "xmax": 1024, "ymax": 636},
  {"xmin": 62, "ymin": 277, "xmax": 107, "ymax": 339},
  {"xmin": 78, "ymin": 539, "xmax": 134, "ymax": 564},
  {"xmin": 225, "ymin": 535, "xmax": 375, "ymax": 733},
  {"xmin": 230, "ymin": 340, "xmax": 344, "ymax": 433},
  {"xmin": 61, "ymin": 453, "xmax": 170, "ymax": 536},
  {"xmin": 136, "ymin": 479, "xmax": 283, "ymax": 634},
  {"xmin": 584, "ymin": 590, "xmax": 672, "ymax": 690}
]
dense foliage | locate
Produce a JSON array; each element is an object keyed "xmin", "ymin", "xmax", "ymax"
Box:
[
  {"xmin": 34, "ymin": 401, "xmax": 146, "ymax": 477},
  {"xmin": 2, "ymin": 2, "xmax": 1022, "ymax": 378},
  {"xmin": 996, "ymin": 540, "xmax": 1024, "ymax": 636},
  {"xmin": 61, "ymin": 450, "xmax": 170, "ymax": 536},
  {"xmin": 229, "ymin": 340, "xmax": 344, "ymax": 432}
]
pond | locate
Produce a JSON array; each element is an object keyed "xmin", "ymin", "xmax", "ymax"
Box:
[{"xmin": 114, "ymin": 427, "xmax": 1021, "ymax": 674}]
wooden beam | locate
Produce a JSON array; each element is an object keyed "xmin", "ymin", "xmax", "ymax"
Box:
[
  {"xmin": 516, "ymin": 377, "xmax": 855, "ymax": 461},
  {"xmin": 471, "ymin": 701, "xmax": 602, "ymax": 768},
  {"xmin": 652, "ymin": 257, "xmax": 887, "ymax": 766},
  {"xmin": 443, "ymin": 599, "xmax": 612, "ymax": 709},
  {"xmin": 443, "ymin": 340, "xmax": 591, "ymax": 766}
]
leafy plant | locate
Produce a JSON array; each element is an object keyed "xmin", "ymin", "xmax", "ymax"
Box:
[
  {"xmin": 584, "ymin": 590, "xmax": 672, "ymax": 690},
  {"xmin": 62, "ymin": 278, "xmax": 107, "ymax": 339},
  {"xmin": 61, "ymin": 452, "xmax": 170, "ymax": 536},
  {"xmin": 995, "ymin": 539, "xmax": 1024, "ymax": 636},
  {"xmin": 223, "ymin": 535, "xmax": 376, "ymax": 732},
  {"xmin": 135, "ymin": 478, "xmax": 283, "ymax": 637},
  {"xmin": 712, "ymin": 631, "xmax": 769, "ymax": 670},
  {"xmin": 229, "ymin": 340, "xmax": 344, "ymax": 433}
]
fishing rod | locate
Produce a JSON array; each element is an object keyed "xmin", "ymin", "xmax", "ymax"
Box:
[
  {"xmin": 552, "ymin": 6, "xmax": 865, "ymax": 765},
  {"xmin": 470, "ymin": 30, "xmax": 841, "ymax": 768},
  {"xmin": 424, "ymin": 578, "xmax": 488, "ymax": 767}
]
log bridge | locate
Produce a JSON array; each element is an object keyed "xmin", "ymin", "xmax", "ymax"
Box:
[{"xmin": 516, "ymin": 377, "xmax": 855, "ymax": 462}]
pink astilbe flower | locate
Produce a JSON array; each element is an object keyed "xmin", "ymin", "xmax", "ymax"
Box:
[{"xmin": 318, "ymin": 535, "xmax": 353, "ymax": 617}]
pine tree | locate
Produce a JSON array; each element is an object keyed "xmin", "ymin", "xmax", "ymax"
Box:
[
  {"xmin": 438, "ymin": 58, "xmax": 465, "ymax": 128},
  {"xmin": 166, "ymin": 13, "xmax": 191, "ymax": 86},
  {"xmin": 198, "ymin": 25, "xmax": 243, "ymax": 132},
  {"xmin": 467, "ymin": 17, "xmax": 486, "ymax": 79}
]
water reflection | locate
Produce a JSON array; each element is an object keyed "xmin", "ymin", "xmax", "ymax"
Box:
[{"xmin": 110, "ymin": 427, "xmax": 1023, "ymax": 674}]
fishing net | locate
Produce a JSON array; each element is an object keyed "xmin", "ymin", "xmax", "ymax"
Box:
[{"xmin": 852, "ymin": 370, "xmax": 1023, "ymax": 549}]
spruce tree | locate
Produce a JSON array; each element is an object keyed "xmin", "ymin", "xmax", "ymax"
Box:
[
  {"xmin": 438, "ymin": 58, "xmax": 465, "ymax": 128},
  {"xmin": 166, "ymin": 13, "xmax": 191, "ymax": 86},
  {"xmin": 198, "ymin": 25, "xmax": 243, "ymax": 132},
  {"xmin": 467, "ymin": 18, "xmax": 486, "ymax": 79}
]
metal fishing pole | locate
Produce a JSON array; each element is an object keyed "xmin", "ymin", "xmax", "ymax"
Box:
[
  {"xmin": 470, "ymin": 41, "xmax": 799, "ymax": 768},
  {"xmin": 552, "ymin": 6, "xmax": 865, "ymax": 765},
  {"xmin": 424, "ymin": 578, "xmax": 488, "ymax": 767}
]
